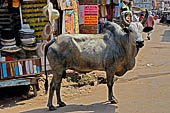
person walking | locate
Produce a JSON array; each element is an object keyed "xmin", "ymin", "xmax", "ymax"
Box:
[
  {"xmin": 139, "ymin": 13, "xmax": 144, "ymax": 22},
  {"xmin": 143, "ymin": 11, "xmax": 155, "ymax": 40}
]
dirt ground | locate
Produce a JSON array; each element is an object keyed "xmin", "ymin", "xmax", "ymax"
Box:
[{"xmin": 0, "ymin": 22, "xmax": 170, "ymax": 113}]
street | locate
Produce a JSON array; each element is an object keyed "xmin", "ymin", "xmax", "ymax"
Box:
[{"xmin": 1, "ymin": 23, "xmax": 170, "ymax": 113}]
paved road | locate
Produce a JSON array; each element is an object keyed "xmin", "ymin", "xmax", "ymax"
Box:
[{"xmin": 162, "ymin": 28, "xmax": 170, "ymax": 42}]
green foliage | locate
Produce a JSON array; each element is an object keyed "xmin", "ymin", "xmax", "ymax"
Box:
[
  {"xmin": 66, "ymin": 73, "xmax": 94, "ymax": 87},
  {"xmin": 77, "ymin": 74, "xmax": 93, "ymax": 86}
]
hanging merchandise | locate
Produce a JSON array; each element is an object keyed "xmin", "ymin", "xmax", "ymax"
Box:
[
  {"xmin": 57, "ymin": 0, "xmax": 74, "ymax": 10},
  {"xmin": 65, "ymin": 10, "xmax": 74, "ymax": 33},
  {"xmin": 113, "ymin": 0, "xmax": 120, "ymax": 4},
  {"xmin": 115, "ymin": 6, "xmax": 120, "ymax": 17},
  {"xmin": 62, "ymin": 0, "xmax": 79, "ymax": 34},
  {"xmin": 99, "ymin": 5, "xmax": 107, "ymax": 18},
  {"xmin": 73, "ymin": 0, "xmax": 79, "ymax": 34},
  {"xmin": 43, "ymin": 2, "xmax": 60, "ymax": 25},
  {"xmin": 99, "ymin": 0, "xmax": 110, "ymax": 5},
  {"xmin": 106, "ymin": 5, "xmax": 111, "ymax": 20},
  {"xmin": 21, "ymin": 0, "xmax": 48, "ymax": 40},
  {"xmin": 12, "ymin": 0, "xmax": 20, "ymax": 8},
  {"xmin": 78, "ymin": 5, "xmax": 84, "ymax": 25},
  {"xmin": 101, "ymin": 0, "xmax": 106, "ymax": 4},
  {"xmin": 42, "ymin": 2, "xmax": 60, "ymax": 39},
  {"xmin": 106, "ymin": 0, "xmax": 110, "ymax": 5}
]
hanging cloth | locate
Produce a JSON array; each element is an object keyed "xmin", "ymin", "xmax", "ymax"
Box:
[
  {"xmin": 113, "ymin": 0, "xmax": 120, "ymax": 4},
  {"xmin": 102, "ymin": 0, "xmax": 106, "ymax": 4},
  {"xmin": 106, "ymin": 0, "xmax": 110, "ymax": 5},
  {"xmin": 99, "ymin": 5, "xmax": 107, "ymax": 18},
  {"xmin": 115, "ymin": 6, "xmax": 120, "ymax": 17},
  {"xmin": 106, "ymin": 5, "xmax": 111, "ymax": 20},
  {"xmin": 12, "ymin": 0, "xmax": 19, "ymax": 8}
]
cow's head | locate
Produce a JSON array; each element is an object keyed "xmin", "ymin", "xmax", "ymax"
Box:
[
  {"xmin": 103, "ymin": 21, "xmax": 145, "ymax": 49},
  {"xmin": 123, "ymin": 22, "xmax": 145, "ymax": 48},
  {"xmin": 121, "ymin": 9, "xmax": 149, "ymax": 48}
]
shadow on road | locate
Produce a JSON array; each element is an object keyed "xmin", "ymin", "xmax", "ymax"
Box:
[
  {"xmin": 21, "ymin": 102, "xmax": 118, "ymax": 113},
  {"xmin": 162, "ymin": 29, "xmax": 170, "ymax": 42},
  {"xmin": 0, "ymin": 86, "xmax": 32, "ymax": 109}
]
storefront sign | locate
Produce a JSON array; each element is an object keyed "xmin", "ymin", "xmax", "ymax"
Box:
[
  {"xmin": 84, "ymin": 16, "xmax": 98, "ymax": 25},
  {"xmin": 84, "ymin": 5, "xmax": 98, "ymax": 25}
]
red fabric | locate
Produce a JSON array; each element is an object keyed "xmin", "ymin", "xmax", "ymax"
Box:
[
  {"xmin": 139, "ymin": 16, "xmax": 144, "ymax": 21},
  {"xmin": 5, "ymin": 57, "xmax": 14, "ymax": 61}
]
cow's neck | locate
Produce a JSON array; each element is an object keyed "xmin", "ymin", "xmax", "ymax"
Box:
[{"xmin": 120, "ymin": 34, "xmax": 137, "ymax": 74}]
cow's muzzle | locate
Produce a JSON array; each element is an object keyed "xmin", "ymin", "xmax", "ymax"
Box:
[{"xmin": 136, "ymin": 40, "xmax": 144, "ymax": 48}]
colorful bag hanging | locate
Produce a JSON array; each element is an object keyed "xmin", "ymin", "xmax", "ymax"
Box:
[{"xmin": 12, "ymin": 0, "xmax": 20, "ymax": 8}]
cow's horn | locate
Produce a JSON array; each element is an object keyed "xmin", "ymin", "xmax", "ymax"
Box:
[
  {"xmin": 141, "ymin": 9, "xmax": 149, "ymax": 25},
  {"xmin": 121, "ymin": 11, "xmax": 132, "ymax": 26}
]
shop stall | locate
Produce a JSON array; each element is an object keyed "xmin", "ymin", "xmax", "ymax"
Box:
[{"xmin": 0, "ymin": 0, "xmax": 42, "ymax": 96}]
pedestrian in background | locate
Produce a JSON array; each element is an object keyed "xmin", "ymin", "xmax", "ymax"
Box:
[
  {"xmin": 143, "ymin": 11, "xmax": 155, "ymax": 40},
  {"xmin": 139, "ymin": 13, "xmax": 144, "ymax": 22}
]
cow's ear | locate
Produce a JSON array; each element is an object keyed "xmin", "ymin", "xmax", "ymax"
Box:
[{"xmin": 123, "ymin": 28, "xmax": 132, "ymax": 34}]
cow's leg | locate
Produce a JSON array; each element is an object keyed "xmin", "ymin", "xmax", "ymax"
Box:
[
  {"xmin": 106, "ymin": 69, "xmax": 118, "ymax": 104},
  {"xmin": 56, "ymin": 70, "xmax": 66, "ymax": 107},
  {"xmin": 47, "ymin": 77, "xmax": 57, "ymax": 111}
]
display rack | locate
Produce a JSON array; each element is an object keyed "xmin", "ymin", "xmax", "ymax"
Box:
[{"xmin": 0, "ymin": 58, "xmax": 41, "ymax": 80}]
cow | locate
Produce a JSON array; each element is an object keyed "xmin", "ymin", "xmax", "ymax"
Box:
[{"xmin": 44, "ymin": 11, "xmax": 148, "ymax": 111}]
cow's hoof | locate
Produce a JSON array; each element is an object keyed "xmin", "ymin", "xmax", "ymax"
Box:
[
  {"xmin": 49, "ymin": 105, "xmax": 56, "ymax": 111},
  {"xmin": 110, "ymin": 100, "xmax": 117, "ymax": 104},
  {"xmin": 109, "ymin": 98, "xmax": 118, "ymax": 104},
  {"xmin": 58, "ymin": 101, "xmax": 66, "ymax": 107}
]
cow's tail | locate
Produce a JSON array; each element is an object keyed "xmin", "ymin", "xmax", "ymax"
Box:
[{"xmin": 44, "ymin": 38, "xmax": 56, "ymax": 94}]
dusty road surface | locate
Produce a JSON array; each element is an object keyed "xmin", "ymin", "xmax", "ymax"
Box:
[{"xmin": 1, "ymin": 23, "xmax": 170, "ymax": 113}]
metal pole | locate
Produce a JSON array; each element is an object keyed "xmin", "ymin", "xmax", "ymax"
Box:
[{"xmin": 19, "ymin": 4, "xmax": 23, "ymax": 27}]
